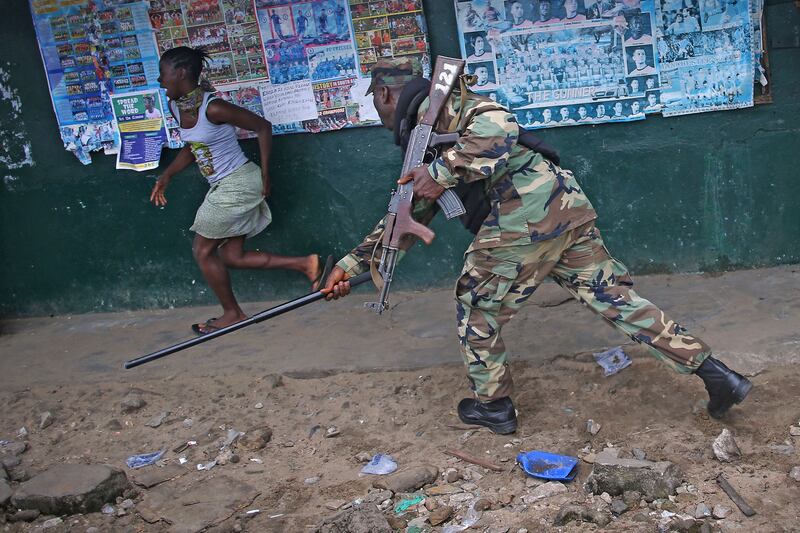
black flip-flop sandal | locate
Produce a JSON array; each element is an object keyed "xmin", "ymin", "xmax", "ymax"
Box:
[
  {"xmin": 191, "ymin": 317, "xmax": 218, "ymax": 335},
  {"xmin": 312, "ymin": 254, "xmax": 335, "ymax": 291},
  {"xmin": 191, "ymin": 321, "xmax": 223, "ymax": 336}
]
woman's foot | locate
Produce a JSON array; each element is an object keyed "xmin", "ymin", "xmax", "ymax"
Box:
[
  {"xmin": 192, "ymin": 311, "xmax": 246, "ymax": 335},
  {"xmin": 307, "ymin": 254, "xmax": 322, "ymax": 289}
]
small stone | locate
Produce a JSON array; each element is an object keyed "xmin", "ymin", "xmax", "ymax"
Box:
[
  {"xmin": 364, "ymin": 489, "xmax": 393, "ymax": 503},
  {"xmin": 304, "ymin": 476, "xmax": 320, "ymax": 485},
  {"xmin": 461, "ymin": 482, "xmax": 478, "ymax": 491},
  {"xmin": 105, "ymin": 419, "xmax": 123, "ymax": 431},
  {"xmin": 102, "ymin": 503, "xmax": 115, "ymax": 514},
  {"xmin": 355, "ymin": 451, "xmax": 372, "ymax": 463},
  {"xmin": 449, "ymin": 492, "xmax": 474, "ymax": 504},
  {"xmin": 525, "ymin": 476, "xmax": 544, "ymax": 488},
  {"xmin": 233, "ymin": 524, "xmax": 243, "ymax": 533},
  {"xmin": 428, "ymin": 505, "xmax": 453, "ymax": 526},
  {"xmin": 600, "ymin": 491, "xmax": 613, "ymax": 504},
  {"xmin": 120, "ymin": 393, "xmax": 146, "ymax": 413},
  {"xmin": 769, "ymin": 443, "xmax": 795, "ymax": 455},
  {"xmin": 263, "ymin": 373, "xmax": 283, "ymax": 388},
  {"xmin": 790, "ymin": 426, "xmax": 800, "ymax": 437},
  {"xmin": 215, "ymin": 448, "xmax": 235, "ymax": 466},
  {"xmin": 182, "ymin": 418, "xmax": 193, "ymax": 428},
  {"xmin": 145, "ymin": 412, "xmax": 169, "ymax": 428},
  {"xmin": 254, "ymin": 402, "xmax": 264, "ymax": 409},
  {"xmin": 554, "ymin": 504, "xmax": 612, "ymax": 527},
  {"xmin": 611, "ymin": 498, "xmax": 628, "ymax": 515},
  {"xmin": 120, "ymin": 498, "xmax": 135, "ymax": 510},
  {"xmin": 386, "ymin": 515, "xmax": 407, "ymax": 530},
  {"xmin": 712, "ymin": 429, "xmax": 741, "ymax": 462},
  {"xmin": 632, "ymin": 448, "xmax": 646, "ymax": 460},
  {"xmin": 0, "ymin": 479, "xmax": 10, "ymax": 506},
  {"xmin": 444, "ymin": 467, "xmax": 460, "ymax": 483},
  {"xmin": 462, "ymin": 467, "xmax": 483, "ymax": 481},
  {"xmin": 86, "ymin": 528, "xmax": 100, "ymax": 533},
  {"xmin": 524, "ymin": 481, "xmax": 568, "ymax": 502},
  {"xmin": 43, "ymin": 517, "xmax": 64, "ymax": 529},
  {"xmin": 0, "ymin": 440, "xmax": 26, "ymax": 457},
  {"xmin": 238, "ymin": 427, "xmax": 272, "ymax": 451},
  {"xmin": 694, "ymin": 502, "xmax": 711, "ymax": 518},
  {"xmin": 789, "ymin": 466, "xmax": 800, "ymax": 481},
  {"xmin": 712, "ymin": 504, "xmax": 731, "ymax": 519},
  {"xmin": 373, "ymin": 465, "xmax": 438, "ymax": 493},
  {"xmin": 17, "ymin": 427, "xmax": 28, "ymax": 438},
  {"xmin": 587, "ymin": 419, "xmax": 602, "ymax": 435},
  {"xmin": 425, "ymin": 484, "xmax": 462, "ymax": 496},
  {"xmin": 474, "ymin": 498, "xmax": 492, "ymax": 511},
  {"xmin": 325, "ymin": 499, "xmax": 346, "ymax": 510},
  {"xmin": 315, "ymin": 504, "xmax": 393, "ymax": 532},
  {"xmin": 8, "ymin": 465, "xmax": 28, "ymax": 482},
  {"xmin": 8, "ymin": 509, "xmax": 40, "ymax": 522},
  {"xmin": 325, "ymin": 426, "xmax": 340, "ymax": 438},
  {"xmin": 623, "ymin": 490, "xmax": 642, "ymax": 506},
  {"xmin": 39, "ymin": 411, "xmax": 54, "ymax": 430},
  {"xmin": 283, "ymin": 441, "xmax": 295, "ymax": 447}
]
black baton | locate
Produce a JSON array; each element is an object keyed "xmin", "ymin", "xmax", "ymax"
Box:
[{"xmin": 124, "ymin": 271, "xmax": 373, "ymax": 369}]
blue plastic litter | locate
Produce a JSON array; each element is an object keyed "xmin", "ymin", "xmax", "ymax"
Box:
[
  {"xmin": 125, "ymin": 450, "xmax": 164, "ymax": 469},
  {"xmin": 593, "ymin": 346, "xmax": 632, "ymax": 376},
  {"xmin": 516, "ymin": 450, "xmax": 579, "ymax": 481},
  {"xmin": 360, "ymin": 453, "xmax": 397, "ymax": 475}
]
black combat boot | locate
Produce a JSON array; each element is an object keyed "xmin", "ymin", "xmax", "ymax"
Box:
[
  {"xmin": 457, "ymin": 397, "xmax": 517, "ymax": 434},
  {"xmin": 695, "ymin": 357, "xmax": 752, "ymax": 419}
]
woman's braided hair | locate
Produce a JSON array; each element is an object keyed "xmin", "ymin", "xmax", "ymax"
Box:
[{"xmin": 160, "ymin": 46, "xmax": 211, "ymax": 83}]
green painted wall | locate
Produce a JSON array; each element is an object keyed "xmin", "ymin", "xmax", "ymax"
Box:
[{"xmin": 1, "ymin": 0, "xmax": 798, "ymax": 317}]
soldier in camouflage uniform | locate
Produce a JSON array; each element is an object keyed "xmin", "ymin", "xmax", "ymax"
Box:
[{"xmin": 323, "ymin": 58, "xmax": 752, "ymax": 434}]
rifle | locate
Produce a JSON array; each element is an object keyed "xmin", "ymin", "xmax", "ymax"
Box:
[
  {"xmin": 124, "ymin": 271, "xmax": 372, "ymax": 369},
  {"xmin": 365, "ymin": 56, "xmax": 466, "ymax": 314}
]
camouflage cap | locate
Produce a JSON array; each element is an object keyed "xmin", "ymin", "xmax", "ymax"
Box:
[{"xmin": 365, "ymin": 57, "xmax": 423, "ymax": 95}]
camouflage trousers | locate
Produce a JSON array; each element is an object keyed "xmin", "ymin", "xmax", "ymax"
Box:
[{"xmin": 455, "ymin": 221, "xmax": 712, "ymax": 401}]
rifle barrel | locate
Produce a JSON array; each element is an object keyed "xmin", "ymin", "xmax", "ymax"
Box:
[{"xmin": 124, "ymin": 271, "xmax": 373, "ymax": 369}]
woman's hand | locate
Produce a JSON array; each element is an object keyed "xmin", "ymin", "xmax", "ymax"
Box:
[{"xmin": 150, "ymin": 175, "xmax": 171, "ymax": 206}]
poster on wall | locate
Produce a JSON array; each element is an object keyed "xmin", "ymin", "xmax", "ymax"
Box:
[
  {"xmin": 453, "ymin": 0, "xmax": 660, "ymax": 128},
  {"xmin": 149, "ymin": 0, "xmax": 269, "ymax": 83},
  {"xmin": 30, "ymin": 0, "xmax": 161, "ymax": 164},
  {"xmin": 654, "ymin": 0, "xmax": 754, "ymax": 116},
  {"xmin": 110, "ymin": 89, "xmax": 169, "ymax": 170},
  {"xmin": 453, "ymin": 0, "xmax": 755, "ymax": 128}
]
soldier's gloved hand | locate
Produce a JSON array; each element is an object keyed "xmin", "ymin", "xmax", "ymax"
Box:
[
  {"xmin": 321, "ymin": 266, "xmax": 351, "ymax": 301},
  {"xmin": 399, "ymin": 165, "xmax": 445, "ymax": 201}
]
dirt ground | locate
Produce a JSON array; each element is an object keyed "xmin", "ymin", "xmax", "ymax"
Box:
[
  {"xmin": 1, "ymin": 266, "xmax": 799, "ymax": 532},
  {"xmin": 1, "ymin": 345, "xmax": 799, "ymax": 532}
]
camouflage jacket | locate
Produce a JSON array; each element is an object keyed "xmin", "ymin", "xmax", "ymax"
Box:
[{"xmin": 336, "ymin": 91, "xmax": 597, "ymax": 276}]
